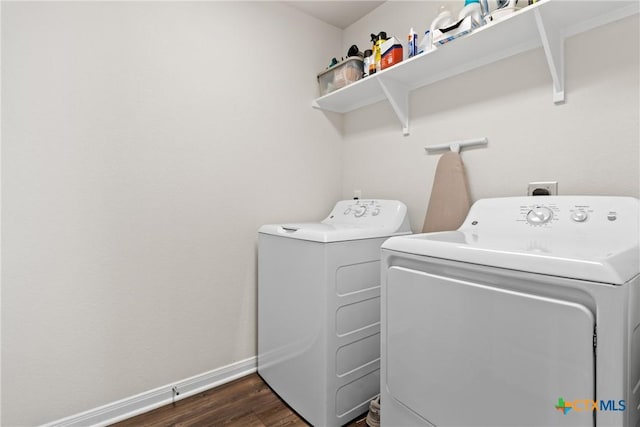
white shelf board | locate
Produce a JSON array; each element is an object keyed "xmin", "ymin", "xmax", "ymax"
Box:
[
  {"xmin": 312, "ymin": 0, "xmax": 639, "ymax": 133},
  {"xmin": 313, "ymin": 73, "xmax": 385, "ymax": 114}
]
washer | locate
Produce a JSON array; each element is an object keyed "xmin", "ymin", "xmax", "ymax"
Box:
[
  {"xmin": 380, "ymin": 196, "xmax": 639, "ymax": 427},
  {"xmin": 258, "ymin": 199, "xmax": 411, "ymax": 427}
]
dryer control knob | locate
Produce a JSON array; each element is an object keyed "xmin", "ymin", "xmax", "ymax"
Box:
[
  {"xmin": 354, "ymin": 206, "xmax": 367, "ymax": 217},
  {"xmin": 526, "ymin": 206, "xmax": 553, "ymax": 225},
  {"xmin": 570, "ymin": 211, "xmax": 588, "ymax": 222}
]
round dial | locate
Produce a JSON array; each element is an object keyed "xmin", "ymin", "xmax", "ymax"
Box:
[
  {"xmin": 526, "ymin": 206, "xmax": 553, "ymax": 225},
  {"xmin": 354, "ymin": 205, "xmax": 367, "ymax": 217},
  {"xmin": 570, "ymin": 211, "xmax": 588, "ymax": 222}
]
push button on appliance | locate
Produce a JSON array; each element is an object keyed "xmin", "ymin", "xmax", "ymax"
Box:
[{"xmin": 570, "ymin": 211, "xmax": 588, "ymax": 222}]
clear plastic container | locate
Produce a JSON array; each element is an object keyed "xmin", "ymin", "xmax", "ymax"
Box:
[{"xmin": 317, "ymin": 57, "xmax": 364, "ymax": 96}]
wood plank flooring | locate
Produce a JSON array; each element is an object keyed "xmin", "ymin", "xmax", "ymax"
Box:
[{"xmin": 111, "ymin": 373, "xmax": 369, "ymax": 427}]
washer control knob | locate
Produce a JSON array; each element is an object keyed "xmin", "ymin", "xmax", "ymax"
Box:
[
  {"xmin": 526, "ymin": 206, "xmax": 553, "ymax": 225},
  {"xmin": 570, "ymin": 211, "xmax": 588, "ymax": 222},
  {"xmin": 372, "ymin": 208, "xmax": 380, "ymax": 216},
  {"xmin": 354, "ymin": 205, "xmax": 367, "ymax": 217}
]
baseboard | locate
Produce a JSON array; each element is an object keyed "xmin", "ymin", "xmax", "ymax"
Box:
[{"xmin": 42, "ymin": 356, "xmax": 257, "ymax": 427}]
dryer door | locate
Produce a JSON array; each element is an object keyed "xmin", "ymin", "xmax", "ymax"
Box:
[{"xmin": 386, "ymin": 266, "xmax": 595, "ymax": 427}]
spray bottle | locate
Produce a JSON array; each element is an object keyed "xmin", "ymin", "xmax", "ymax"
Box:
[
  {"xmin": 374, "ymin": 31, "xmax": 387, "ymax": 73},
  {"xmin": 370, "ymin": 33, "xmax": 379, "ymax": 75}
]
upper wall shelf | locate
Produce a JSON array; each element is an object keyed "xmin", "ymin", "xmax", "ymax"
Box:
[{"xmin": 311, "ymin": 0, "xmax": 639, "ymax": 136}]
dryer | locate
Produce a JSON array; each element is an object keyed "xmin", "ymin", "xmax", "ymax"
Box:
[
  {"xmin": 380, "ymin": 196, "xmax": 639, "ymax": 426},
  {"xmin": 258, "ymin": 199, "xmax": 411, "ymax": 427}
]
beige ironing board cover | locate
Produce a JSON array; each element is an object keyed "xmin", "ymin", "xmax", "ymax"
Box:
[{"xmin": 422, "ymin": 151, "xmax": 472, "ymax": 233}]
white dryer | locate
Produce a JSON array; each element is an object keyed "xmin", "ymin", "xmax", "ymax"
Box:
[
  {"xmin": 380, "ymin": 196, "xmax": 639, "ymax": 427},
  {"xmin": 258, "ymin": 199, "xmax": 411, "ymax": 427}
]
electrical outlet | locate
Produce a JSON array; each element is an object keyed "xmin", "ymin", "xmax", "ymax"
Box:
[{"xmin": 528, "ymin": 181, "xmax": 558, "ymax": 196}]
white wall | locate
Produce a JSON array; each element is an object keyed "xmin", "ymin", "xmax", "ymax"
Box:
[
  {"xmin": 1, "ymin": 2, "xmax": 342, "ymax": 425},
  {"xmin": 2, "ymin": 1, "xmax": 639, "ymax": 425},
  {"xmin": 342, "ymin": 2, "xmax": 639, "ymax": 232}
]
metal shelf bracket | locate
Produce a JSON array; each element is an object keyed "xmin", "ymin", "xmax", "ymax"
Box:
[
  {"xmin": 378, "ymin": 76, "xmax": 410, "ymax": 136},
  {"xmin": 534, "ymin": 8, "xmax": 565, "ymax": 104}
]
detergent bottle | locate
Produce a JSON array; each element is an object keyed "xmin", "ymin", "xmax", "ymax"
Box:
[
  {"xmin": 429, "ymin": 6, "xmax": 454, "ymax": 47},
  {"xmin": 458, "ymin": 0, "xmax": 484, "ymax": 27}
]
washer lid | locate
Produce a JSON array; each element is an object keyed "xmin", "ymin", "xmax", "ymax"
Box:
[
  {"xmin": 258, "ymin": 222, "xmax": 407, "ymax": 243},
  {"xmin": 259, "ymin": 199, "xmax": 411, "ymax": 242},
  {"xmin": 382, "ymin": 196, "xmax": 640, "ymax": 285}
]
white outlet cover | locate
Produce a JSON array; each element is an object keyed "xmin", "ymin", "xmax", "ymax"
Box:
[{"xmin": 528, "ymin": 181, "xmax": 558, "ymax": 196}]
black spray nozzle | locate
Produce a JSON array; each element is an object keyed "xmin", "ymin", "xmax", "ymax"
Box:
[
  {"xmin": 370, "ymin": 32, "xmax": 388, "ymax": 44},
  {"xmin": 347, "ymin": 44, "xmax": 361, "ymax": 57}
]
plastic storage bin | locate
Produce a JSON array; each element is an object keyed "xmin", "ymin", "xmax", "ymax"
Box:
[{"xmin": 317, "ymin": 57, "xmax": 363, "ymax": 96}]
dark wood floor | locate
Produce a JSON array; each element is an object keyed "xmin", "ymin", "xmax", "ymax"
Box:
[{"xmin": 111, "ymin": 373, "xmax": 369, "ymax": 427}]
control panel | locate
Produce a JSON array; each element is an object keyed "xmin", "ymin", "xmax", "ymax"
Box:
[
  {"xmin": 323, "ymin": 199, "xmax": 409, "ymax": 229},
  {"xmin": 461, "ymin": 196, "xmax": 637, "ymax": 233},
  {"xmin": 339, "ymin": 200, "xmax": 382, "ymax": 218},
  {"xmin": 519, "ymin": 201, "xmax": 606, "ymax": 227}
]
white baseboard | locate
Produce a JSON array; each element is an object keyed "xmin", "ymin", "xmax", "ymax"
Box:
[{"xmin": 42, "ymin": 356, "xmax": 257, "ymax": 427}]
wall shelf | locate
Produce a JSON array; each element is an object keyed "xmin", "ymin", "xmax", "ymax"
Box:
[{"xmin": 311, "ymin": 0, "xmax": 639, "ymax": 136}]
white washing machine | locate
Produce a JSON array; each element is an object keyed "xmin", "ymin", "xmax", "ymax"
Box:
[
  {"xmin": 258, "ymin": 199, "xmax": 411, "ymax": 427},
  {"xmin": 380, "ymin": 196, "xmax": 640, "ymax": 427}
]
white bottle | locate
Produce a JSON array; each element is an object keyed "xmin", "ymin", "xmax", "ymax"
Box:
[
  {"xmin": 430, "ymin": 6, "xmax": 454, "ymax": 47},
  {"xmin": 417, "ymin": 30, "xmax": 431, "ymax": 54},
  {"xmin": 458, "ymin": 0, "xmax": 483, "ymax": 27}
]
